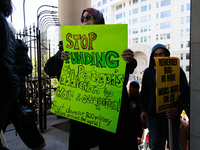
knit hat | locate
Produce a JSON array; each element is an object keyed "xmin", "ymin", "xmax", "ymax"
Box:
[
  {"xmin": 130, "ymin": 80, "xmax": 140, "ymax": 91},
  {"xmin": 152, "ymin": 44, "xmax": 170, "ymax": 56},
  {"xmin": 83, "ymin": 8, "xmax": 95, "ymax": 19}
]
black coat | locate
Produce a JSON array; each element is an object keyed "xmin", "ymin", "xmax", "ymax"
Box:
[{"xmin": 0, "ymin": 12, "xmax": 19, "ymax": 87}]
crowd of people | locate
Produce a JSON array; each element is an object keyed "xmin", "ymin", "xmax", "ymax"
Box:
[{"xmin": 1, "ymin": 0, "xmax": 190, "ymax": 150}]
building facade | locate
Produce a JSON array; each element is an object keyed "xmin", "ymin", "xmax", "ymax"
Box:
[{"xmin": 92, "ymin": 0, "xmax": 190, "ymax": 82}]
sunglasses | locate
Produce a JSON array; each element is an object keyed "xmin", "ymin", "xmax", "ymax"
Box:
[{"xmin": 81, "ymin": 14, "xmax": 92, "ymax": 23}]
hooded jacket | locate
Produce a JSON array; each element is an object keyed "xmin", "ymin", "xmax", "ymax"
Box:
[
  {"xmin": 140, "ymin": 44, "xmax": 189, "ymax": 114},
  {"xmin": 0, "ymin": 12, "xmax": 19, "ymax": 87}
]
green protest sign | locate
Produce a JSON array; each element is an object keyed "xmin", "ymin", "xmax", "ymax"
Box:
[{"xmin": 51, "ymin": 24, "xmax": 127, "ymax": 133}]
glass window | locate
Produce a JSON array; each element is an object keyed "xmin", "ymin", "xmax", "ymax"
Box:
[
  {"xmin": 186, "ymin": 16, "xmax": 190, "ymax": 23},
  {"xmin": 187, "ymin": 4, "xmax": 190, "ymax": 11},
  {"xmin": 129, "ymin": 10, "xmax": 131, "ymax": 16},
  {"xmin": 181, "ymin": 29, "xmax": 184, "ymax": 36},
  {"xmin": 164, "ymin": 44, "xmax": 170, "ymax": 50},
  {"xmin": 160, "ymin": 10, "xmax": 171, "ymax": 18},
  {"xmin": 100, "ymin": 9, "xmax": 105, "ymax": 13},
  {"xmin": 103, "ymin": 0, "xmax": 107, "ymax": 4},
  {"xmin": 186, "ymin": 65, "xmax": 190, "ymax": 71},
  {"xmin": 186, "ymin": 28, "xmax": 190, "ymax": 36},
  {"xmin": 132, "ymin": 18, "xmax": 138, "ymax": 24},
  {"xmin": 156, "ymin": 24, "xmax": 159, "ymax": 30},
  {"xmin": 160, "ymin": 22, "xmax": 170, "ymax": 29},
  {"xmin": 141, "ymin": 37, "xmax": 143, "ymax": 42},
  {"xmin": 133, "ymin": 0, "xmax": 138, "ymax": 5},
  {"xmin": 116, "ymin": 4, "xmax": 122, "ymax": 10},
  {"xmin": 149, "ymin": 36, "xmax": 151, "ymax": 41},
  {"xmin": 156, "ymin": 34, "xmax": 158, "ymax": 40},
  {"xmin": 98, "ymin": 2, "xmax": 101, "ymax": 7},
  {"xmin": 160, "ymin": 33, "xmax": 170, "ymax": 40},
  {"xmin": 129, "ymin": 29, "xmax": 131, "ymax": 35},
  {"xmin": 141, "ymin": 0, "xmax": 147, "ymax": 2},
  {"xmin": 144, "ymin": 36, "xmax": 147, "ymax": 42},
  {"xmin": 129, "ymin": 1, "xmax": 131, "ymax": 6},
  {"xmin": 186, "ymin": 41, "xmax": 190, "ymax": 48},
  {"xmin": 129, "ymin": 20, "xmax": 131, "ymax": 25},
  {"xmin": 141, "ymin": 16, "xmax": 147, "ymax": 22},
  {"xmin": 133, "ymin": 8, "xmax": 138, "ymax": 14},
  {"xmin": 141, "ymin": 5, "xmax": 147, "ymax": 12},
  {"xmin": 181, "ymin": 17, "xmax": 184, "ymax": 24},
  {"xmin": 156, "ymin": 13, "xmax": 159, "ymax": 19},
  {"xmin": 181, "ymin": 5, "xmax": 184, "ymax": 12},
  {"xmin": 149, "ymin": 15, "xmax": 151, "ymax": 21},
  {"xmin": 141, "ymin": 26, "xmax": 147, "ymax": 32},
  {"xmin": 186, "ymin": 53, "xmax": 190, "ymax": 59},
  {"xmin": 116, "ymin": 13, "xmax": 122, "ymax": 19},
  {"xmin": 156, "ymin": 2, "xmax": 159, "ymax": 8},
  {"xmin": 181, "ymin": 54, "xmax": 183, "ymax": 60},
  {"xmin": 181, "ymin": 41, "xmax": 184, "ymax": 48},
  {"xmin": 132, "ymin": 28, "xmax": 138, "ymax": 34},
  {"xmin": 124, "ymin": 12, "xmax": 125, "ymax": 17},
  {"xmin": 149, "ymin": 25, "xmax": 151, "ymax": 31},
  {"xmin": 133, "ymin": 38, "xmax": 138, "ymax": 43},
  {"xmin": 161, "ymin": 0, "xmax": 171, "ymax": 7},
  {"xmin": 149, "ymin": 4, "xmax": 151, "ymax": 10}
]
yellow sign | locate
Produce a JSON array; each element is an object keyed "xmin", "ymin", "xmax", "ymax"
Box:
[
  {"xmin": 51, "ymin": 24, "xmax": 128, "ymax": 133},
  {"xmin": 154, "ymin": 57, "xmax": 180, "ymax": 113}
]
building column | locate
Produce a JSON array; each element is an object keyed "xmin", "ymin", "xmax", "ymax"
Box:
[
  {"xmin": 190, "ymin": 0, "xmax": 200, "ymax": 149},
  {"xmin": 58, "ymin": 0, "xmax": 91, "ymax": 41}
]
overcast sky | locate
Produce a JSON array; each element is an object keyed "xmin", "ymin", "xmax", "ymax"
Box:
[{"xmin": 8, "ymin": 0, "xmax": 58, "ymax": 31}]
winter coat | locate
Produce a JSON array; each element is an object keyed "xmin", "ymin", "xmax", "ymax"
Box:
[
  {"xmin": 0, "ymin": 12, "xmax": 19, "ymax": 87},
  {"xmin": 140, "ymin": 44, "xmax": 190, "ymax": 114},
  {"xmin": 15, "ymin": 39, "xmax": 33, "ymax": 104}
]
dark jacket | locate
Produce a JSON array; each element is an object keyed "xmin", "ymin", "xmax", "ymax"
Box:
[
  {"xmin": 15, "ymin": 39, "xmax": 33, "ymax": 103},
  {"xmin": 0, "ymin": 12, "xmax": 19, "ymax": 87},
  {"xmin": 140, "ymin": 44, "xmax": 190, "ymax": 114}
]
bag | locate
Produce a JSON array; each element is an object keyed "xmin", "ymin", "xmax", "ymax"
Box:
[{"xmin": 18, "ymin": 102, "xmax": 36, "ymax": 127}]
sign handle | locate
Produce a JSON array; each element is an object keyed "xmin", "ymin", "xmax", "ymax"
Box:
[{"xmin": 168, "ymin": 118, "xmax": 173, "ymax": 150}]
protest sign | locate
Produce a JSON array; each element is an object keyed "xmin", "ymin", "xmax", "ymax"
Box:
[
  {"xmin": 154, "ymin": 57, "xmax": 180, "ymax": 113},
  {"xmin": 51, "ymin": 24, "xmax": 127, "ymax": 133}
]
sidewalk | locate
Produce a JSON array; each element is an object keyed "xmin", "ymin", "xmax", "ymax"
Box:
[{"xmin": 4, "ymin": 114, "xmax": 98, "ymax": 150}]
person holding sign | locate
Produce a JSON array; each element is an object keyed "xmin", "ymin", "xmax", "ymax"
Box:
[
  {"xmin": 140, "ymin": 44, "xmax": 189, "ymax": 150},
  {"xmin": 60, "ymin": 7, "xmax": 138, "ymax": 150}
]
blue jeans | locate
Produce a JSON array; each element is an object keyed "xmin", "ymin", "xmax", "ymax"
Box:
[{"xmin": 147, "ymin": 112, "xmax": 181, "ymax": 150}]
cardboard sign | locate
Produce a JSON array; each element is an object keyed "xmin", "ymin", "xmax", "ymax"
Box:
[
  {"xmin": 51, "ymin": 24, "xmax": 128, "ymax": 133},
  {"xmin": 154, "ymin": 57, "xmax": 180, "ymax": 113}
]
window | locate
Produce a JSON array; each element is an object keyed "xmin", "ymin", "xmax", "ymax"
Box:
[
  {"xmin": 133, "ymin": 0, "xmax": 138, "ymax": 5},
  {"xmin": 133, "ymin": 38, "xmax": 138, "ymax": 43},
  {"xmin": 141, "ymin": 6, "xmax": 147, "ymax": 12},
  {"xmin": 116, "ymin": 13, "xmax": 122, "ymax": 19},
  {"xmin": 133, "ymin": 8, "xmax": 138, "ymax": 14},
  {"xmin": 156, "ymin": 34, "xmax": 158, "ymax": 40},
  {"xmin": 186, "ymin": 53, "xmax": 190, "ymax": 59},
  {"xmin": 141, "ymin": 37, "xmax": 143, "ymax": 42},
  {"xmin": 103, "ymin": 0, "xmax": 107, "ymax": 4},
  {"xmin": 186, "ymin": 65, "xmax": 190, "ymax": 71},
  {"xmin": 124, "ymin": 12, "xmax": 125, "ymax": 17},
  {"xmin": 149, "ymin": 15, "xmax": 151, "ymax": 21},
  {"xmin": 149, "ymin": 25, "xmax": 151, "ymax": 31},
  {"xmin": 98, "ymin": 2, "xmax": 101, "ymax": 7},
  {"xmin": 156, "ymin": 24, "xmax": 159, "ymax": 30},
  {"xmin": 141, "ymin": 0, "xmax": 146, "ymax": 2},
  {"xmin": 149, "ymin": 36, "xmax": 151, "ymax": 41},
  {"xmin": 129, "ymin": 29, "xmax": 131, "ymax": 35},
  {"xmin": 129, "ymin": 20, "xmax": 131, "ymax": 25},
  {"xmin": 124, "ymin": 3, "xmax": 125, "ymax": 8},
  {"xmin": 116, "ymin": 4, "xmax": 122, "ymax": 10},
  {"xmin": 181, "ymin": 29, "xmax": 184, "ymax": 36},
  {"xmin": 186, "ymin": 29, "xmax": 190, "ymax": 36},
  {"xmin": 132, "ymin": 18, "xmax": 138, "ymax": 24},
  {"xmin": 129, "ymin": 10, "xmax": 131, "ymax": 16},
  {"xmin": 132, "ymin": 28, "xmax": 138, "ymax": 34},
  {"xmin": 156, "ymin": 2, "xmax": 159, "ymax": 8},
  {"xmin": 129, "ymin": 1, "xmax": 131, "ymax": 6},
  {"xmin": 181, "ymin": 5, "xmax": 184, "ymax": 12},
  {"xmin": 141, "ymin": 36, "xmax": 147, "ymax": 42},
  {"xmin": 181, "ymin": 41, "xmax": 184, "ymax": 48},
  {"xmin": 164, "ymin": 44, "xmax": 170, "ymax": 50},
  {"xmin": 160, "ymin": 22, "xmax": 170, "ymax": 29},
  {"xmin": 149, "ymin": 4, "xmax": 151, "ymax": 10},
  {"xmin": 186, "ymin": 16, "xmax": 190, "ymax": 23},
  {"xmin": 144, "ymin": 36, "xmax": 147, "ymax": 42},
  {"xmin": 141, "ymin": 26, "xmax": 147, "ymax": 32},
  {"xmin": 181, "ymin": 54, "xmax": 183, "ymax": 60},
  {"xmin": 181, "ymin": 17, "xmax": 184, "ymax": 24},
  {"xmin": 160, "ymin": 33, "xmax": 170, "ymax": 40},
  {"xmin": 100, "ymin": 9, "xmax": 105, "ymax": 13},
  {"xmin": 187, "ymin": 4, "xmax": 190, "ymax": 11},
  {"xmin": 161, "ymin": 0, "xmax": 170, "ymax": 7},
  {"xmin": 160, "ymin": 10, "xmax": 170, "ymax": 18},
  {"xmin": 141, "ymin": 16, "xmax": 147, "ymax": 22},
  {"xmin": 186, "ymin": 41, "xmax": 189, "ymax": 48},
  {"xmin": 156, "ymin": 13, "xmax": 159, "ymax": 19}
]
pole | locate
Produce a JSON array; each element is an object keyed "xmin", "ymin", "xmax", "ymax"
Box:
[{"xmin": 168, "ymin": 118, "xmax": 173, "ymax": 150}]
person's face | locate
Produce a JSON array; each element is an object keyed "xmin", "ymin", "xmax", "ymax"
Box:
[
  {"xmin": 82, "ymin": 11, "xmax": 95, "ymax": 25},
  {"xmin": 130, "ymin": 86, "xmax": 138, "ymax": 96},
  {"xmin": 153, "ymin": 48, "xmax": 167, "ymax": 57}
]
